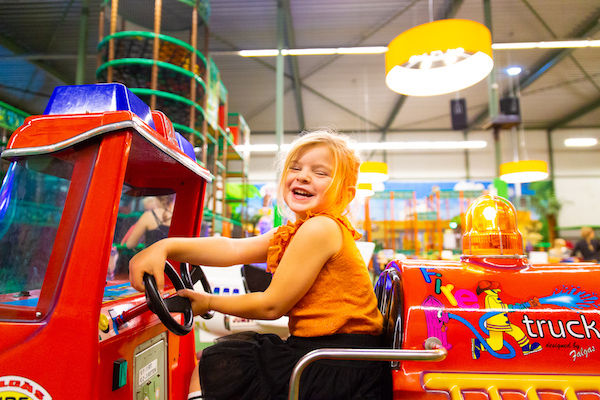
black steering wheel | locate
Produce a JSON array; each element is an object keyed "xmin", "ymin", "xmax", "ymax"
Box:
[
  {"xmin": 143, "ymin": 261, "xmax": 214, "ymax": 336},
  {"xmin": 181, "ymin": 263, "xmax": 214, "ymax": 320},
  {"xmin": 144, "ymin": 261, "xmax": 194, "ymax": 336}
]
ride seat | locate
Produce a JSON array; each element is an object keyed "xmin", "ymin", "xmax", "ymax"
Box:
[
  {"xmin": 241, "ymin": 264, "xmax": 272, "ymax": 293},
  {"xmin": 374, "ymin": 266, "xmax": 404, "ymax": 351}
]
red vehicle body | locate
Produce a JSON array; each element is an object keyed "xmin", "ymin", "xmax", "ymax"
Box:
[
  {"xmin": 381, "ymin": 195, "xmax": 600, "ymax": 399},
  {"xmin": 1, "ymin": 84, "xmax": 599, "ymax": 400},
  {"xmin": 0, "ymin": 84, "xmax": 210, "ymax": 399}
]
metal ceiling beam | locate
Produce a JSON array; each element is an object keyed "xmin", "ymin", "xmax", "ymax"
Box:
[
  {"xmin": 282, "ymin": 0, "xmax": 305, "ymax": 131},
  {"xmin": 368, "ymin": 95, "xmax": 407, "ymax": 160},
  {"xmin": 0, "ymin": 54, "xmax": 96, "ymax": 60},
  {"xmin": 209, "ymin": 31, "xmax": 380, "ymax": 128},
  {"xmin": 300, "ymin": 0, "xmax": 421, "ymax": 79},
  {"xmin": 44, "ymin": 0, "xmax": 76, "ymax": 51},
  {"xmin": 468, "ymin": 5, "xmax": 600, "ymax": 130},
  {"xmin": 213, "ymin": 0, "xmax": 422, "ymax": 132},
  {"xmin": 0, "ymin": 34, "xmax": 72, "ymax": 84},
  {"xmin": 250, "ymin": 125, "xmax": 594, "ymax": 135},
  {"xmin": 302, "ymin": 85, "xmax": 384, "ymax": 131},
  {"xmin": 519, "ymin": 0, "xmax": 600, "ymax": 92},
  {"xmin": 548, "ymin": 96, "xmax": 600, "ymax": 131},
  {"xmin": 76, "ymin": 0, "xmax": 90, "ymax": 84},
  {"xmin": 276, "ymin": 0, "xmax": 285, "ymax": 150},
  {"xmin": 441, "ymin": 0, "xmax": 465, "ymax": 19}
]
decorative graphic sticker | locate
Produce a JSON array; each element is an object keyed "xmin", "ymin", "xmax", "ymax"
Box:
[
  {"xmin": 419, "ymin": 266, "xmax": 600, "ymax": 361},
  {"xmin": 470, "ymin": 280, "xmax": 541, "ymax": 359},
  {"xmin": 0, "ymin": 376, "xmax": 52, "ymax": 400}
]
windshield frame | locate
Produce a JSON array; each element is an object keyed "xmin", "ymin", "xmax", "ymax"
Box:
[{"xmin": 0, "ymin": 143, "xmax": 99, "ymax": 322}]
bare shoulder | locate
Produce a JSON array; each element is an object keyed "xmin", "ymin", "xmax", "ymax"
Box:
[
  {"xmin": 295, "ymin": 215, "xmax": 342, "ymax": 242},
  {"xmin": 137, "ymin": 210, "xmax": 154, "ymax": 227}
]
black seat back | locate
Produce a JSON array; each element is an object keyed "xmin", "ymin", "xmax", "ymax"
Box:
[
  {"xmin": 241, "ymin": 264, "xmax": 272, "ymax": 293},
  {"xmin": 374, "ymin": 267, "xmax": 404, "ymax": 352}
]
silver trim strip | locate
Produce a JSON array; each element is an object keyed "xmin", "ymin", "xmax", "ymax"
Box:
[
  {"xmin": 1, "ymin": 117, "xmax": 213, "ymax": 182},
  {"xmin": 461, "ymin": 254, "xmax": 528, "ymax": 260}
]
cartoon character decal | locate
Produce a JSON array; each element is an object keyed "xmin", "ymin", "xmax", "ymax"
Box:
[
  {"xmin": 471, "ymin": 280, "xmax": 541, "ymax": 359},
  {"xmin": 422, "ymin": 295, "xmax": 452, "ymax": 350}
]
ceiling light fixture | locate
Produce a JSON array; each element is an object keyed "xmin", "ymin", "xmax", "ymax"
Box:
[
  {"xmin": 499, "ymin": 160, "xmax": 549, "ymax": 184},
  {"xmin": 359, "ymin": 161, "xmax": 389, "ymax": 184},
  {"xmin": 385, "ymin": 19, "xmax": 493, "ymax": 96},
  {"xmin": 492, "ymin": 39, "xmax": 600, "ymax": 50},
  {"xmin": 505, "ymin": 66, "xmax": 522, "ymax": 76},
  {"xmin": 564, "ymin": 137, "xmax": 598, "ymax": 147},
  {"xmin": 229, "ymin": 40, "xmax": 600, "ymax": 58},
  {"xmin": 234, "ymin": 140, "xmax": 487, "ymax": 153},
  {"xmin": 356, "ymin": 183, "xmax": 375, "ymax": 198},
  {"xmin": 238, "ymin": 47, "xmax": 388, "ymax": 57}
]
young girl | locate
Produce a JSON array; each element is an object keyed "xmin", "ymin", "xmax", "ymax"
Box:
[{"xmin": 129, "ymin": 130, "xmax": 391, "ymax": 399}]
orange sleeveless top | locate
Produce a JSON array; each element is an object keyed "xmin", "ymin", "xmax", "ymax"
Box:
[{"xmin": 267, "ymin": 212, "xmax": 383, "ymax": 337}]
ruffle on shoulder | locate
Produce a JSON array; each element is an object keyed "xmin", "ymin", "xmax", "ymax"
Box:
[
  {"xmin": 334, "ymin": 213, "xmax": 362, "ymax": 241},
  {"xmin": 266, "ymin": 221, "xmax": 296, "ymax": 273},
  {"xmin": 266, "ymin": 211, "xmax": 361, "ymax": 273}
]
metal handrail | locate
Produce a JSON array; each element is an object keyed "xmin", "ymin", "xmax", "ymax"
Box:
[{"xmin": 288, "ymin": 339, "xmax": 447, "ymax": 400}]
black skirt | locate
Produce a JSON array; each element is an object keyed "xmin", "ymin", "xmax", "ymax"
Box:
[{"xmin": 198, "ymin": 331, "xmax": 392, "ymax": 400}]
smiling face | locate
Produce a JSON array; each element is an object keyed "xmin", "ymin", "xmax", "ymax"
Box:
[{"xmin": 283, "ymin": 144, "xmax": 335, "ymax": 220}]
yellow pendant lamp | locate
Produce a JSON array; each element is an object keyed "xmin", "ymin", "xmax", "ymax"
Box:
[
  {"xmin": 359, "ymin": 161, "xmax": 389, "ymax": 183},
  {"xmin": 357, "ymin": 182, "xmax": 375, "ymax": 198},
  {"xmin": 499, "ymin": 160, "xmax": 549, "ymax": 183},
  {"xmin": 385, "ymin": 19, "xmax": 493, "ymax": 96}
]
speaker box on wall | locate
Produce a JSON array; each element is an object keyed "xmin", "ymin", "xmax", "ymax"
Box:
[
  {"xmin": 450, "ymin": 98, "xmax": 467, "ymax": 130},
  {"xmin": 500, "ymin": 97, "xmax": 520, "ymax": 116}
]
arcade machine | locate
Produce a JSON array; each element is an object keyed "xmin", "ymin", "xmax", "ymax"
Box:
[
  {"xmin": 2, "ymin": 83, "xmax": 598, "ymax": 400},
  {"xmin": 295, "ymin": 194, "xmax": 600, "ymax": 399},
  {"xmin": 0, "ymin": 83, "xmax": 213, "ymax": 399}
]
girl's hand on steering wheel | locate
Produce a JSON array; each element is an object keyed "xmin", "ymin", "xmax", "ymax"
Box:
[
  {"xmin": 177, "ymin": 289, "xmax": 211, "ymax": 316},
  {"xmin": 129, "ymin": 240, "xmax": 169, "ymax": 292}
]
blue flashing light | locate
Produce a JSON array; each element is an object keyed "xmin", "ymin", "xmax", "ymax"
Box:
[{"xmin": 43, "ymin": 83, "xmax": 156, "ymax": 130}]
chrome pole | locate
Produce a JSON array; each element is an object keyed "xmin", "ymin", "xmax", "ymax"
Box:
[{"xmin": 288, "ymin": 339, "xmax": 447, "ymax": 400}]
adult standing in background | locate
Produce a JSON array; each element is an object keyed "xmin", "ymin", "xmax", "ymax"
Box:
[
  {"xmin": 125, "ymin": 194, "xmax": 174, "ymax": 249},
  {"xmin": 571, "ymin": 226, "xmax": 600, "ymax": 262}
]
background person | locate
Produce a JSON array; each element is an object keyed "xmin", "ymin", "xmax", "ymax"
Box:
[
  {"xmin": 548, "ymin": 238, "xmax": 571, "ymax": 263},
  {"xmin": 129, "ymin": 130, "xmax": 391, "ymax": 400},
  {"xmin": 571, "ymin": 226, "xmax": 600, "ymax": 262},
  {"xmin": 124, "ymin": 194, "xmax": 174, "ymax": 249}
]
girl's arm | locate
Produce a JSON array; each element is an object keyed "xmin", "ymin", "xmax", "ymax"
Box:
[
  {"xmin": 124, "ymin": 211, "xmax": 151, "ymax": 249},
  {"xmin": 178, "ymin": 215, "xmax": 343, "ymax": 320},
  {"xmin": 129, "ymin": 229, "xmax": 275, "ymax": 291}
]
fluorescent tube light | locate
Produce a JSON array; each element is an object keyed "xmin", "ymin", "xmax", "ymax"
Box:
[
  {"xmin": 352, "ymin": 141, "xmax": 487, "ymax": 151},
  {"xmin": 506, "ymin": 66, "xmax": 522, "ymax": 76},
  {"xmin": 233, "ymin": 40, "xmax": 600, "ymax": 58},
  {"xmin": 238, "ymin": 47, "xmax": 388, "ymax": 57},
  {"xmin": 235, "ymin": 140, "xmax": 487, "ymax": 153},
  {"xmin": 239, "ymin": 49, "xmax": 281, "ymax": 57},
  {"xmin": 234, "ymin": 144, "xmax": 290, "ymax": 152},
  {"xmin": 564, "ymin": 137, "xmax": 598, "ymax": 147},
  {"xmin": 337, "ymin": 46, "xmax": 388, "ymax": 54},
  {"xmin": 492, "ymin": 39, "xmax": 600, "ymax": 50},
  {"xmin": 287, "ymin": 48, "xmax": 337, "ymax": 56}
]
